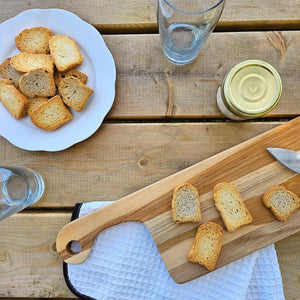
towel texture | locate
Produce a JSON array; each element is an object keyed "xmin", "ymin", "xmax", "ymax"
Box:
[{"xmin": 64, "ymin": 201, "xmax": 284, "ymax": 300}]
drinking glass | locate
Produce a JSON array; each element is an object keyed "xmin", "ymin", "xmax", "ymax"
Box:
[
  {"xmin": 0, "ymin": 166, "xmax": 44, "ymax": 221},
  {"xmin": 157, "ymin": 0, "xmax": 225, "ymax": 65}
]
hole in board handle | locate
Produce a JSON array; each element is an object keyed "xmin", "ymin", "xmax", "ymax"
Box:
[{"xmin": 67, "ymin": 240, "xmax": 82, "ymax": 254}]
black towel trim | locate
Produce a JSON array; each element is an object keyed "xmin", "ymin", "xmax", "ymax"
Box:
[{"xmin": 62, "ymin": 203, "xmax": 96, "ymax": 300}]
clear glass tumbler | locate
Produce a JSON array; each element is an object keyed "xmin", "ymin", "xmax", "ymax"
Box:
[
  {"xmin": 157, "ymin": 0, "xmax": 225, "ymax": 65},
  {"xmin": 0, "ymin": 166, "xmax": 44, "ymax": 221}
]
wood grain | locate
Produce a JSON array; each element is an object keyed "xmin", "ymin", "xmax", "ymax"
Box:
[
  {"xmin": 0, "ymin": 122, "xmax": 281, "ymax": 207},
  {"xmin": 0, "ymin": 1, "xmax": 298, "ymax": 297},
  {"xmin": 0, "ymin": 214, "xmax": 298, "ymax": 298},
  {"xmin": 0, "ymin": 0, "xmax": 299, "ymax": 32},
  {"xmin": 103, "ymin": 31, "xmax": 300, "ymax": 119},
  {"xmin": 56, "ymin": 117, "xmax": 300, "ymax": 282},
  {"xmin": 0, "ymin": 30, "xmax": 299, "ymax": 119},
  {"xmin": 0, "ymin": 213, "xmax": 72, "ymax": 298}
]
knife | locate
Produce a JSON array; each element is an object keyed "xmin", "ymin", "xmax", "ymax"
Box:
[{"xmin": 267, "ymin": 148, "xmax": 300, "ymax": 173}]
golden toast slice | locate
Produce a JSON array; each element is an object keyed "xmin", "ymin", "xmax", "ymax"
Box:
[
  {"xmin": 27, "ymin": 96, "xmax": 49, "ymax": 116},
  {"xmin": 15, "ymin": 27, "xmax": 52, "ymax": 54},
  {"xmin": 30, "ymin": 95, "xmax": 72, "ymax": 130},
  {"xmin": 10, "ymin": 52, "xmax": 54, "ymax": 74},
  {"xmin": 58, "ymin": 76, "xmax": 93, "ymax": 112},
  {"xmin": 213, "ymin": 182, "xmax": 252, "ymax": 232},
  {"xmin": 49, "ymin": 35, "xmax": 83, "ymax": 72},
  {"xmin": 187, "ymin": 222, "xmax": 223, "ymax": 271},
  {"xmin": 0, "ymin": 79, "xmax": 28, "ymax": 119},
  {"xmin": 263, "ymin": 185, "xmax": 300, "ymax": 222}
]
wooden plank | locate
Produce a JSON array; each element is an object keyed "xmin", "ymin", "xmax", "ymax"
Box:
[
  {"xmin": 0, "ymin": 122, "xmax": 282, "ymax": 208},
  {"xmin": 0, "ymin": 1, "xmax": 299, "ymax": 32},
  {"xmin": 0, "ymin": 213, "xmax": 298, "ymax": 298},
  {"xmin": 103, "ymin": 31, "xmax": 300, "ymax": 119},
  {"xmin": 0, "ymin": 213, "xmax": 72, "ymax": 298},
  {"xmin": 0, "ymin": 31, "xmax": 299, "ymax": 119}
]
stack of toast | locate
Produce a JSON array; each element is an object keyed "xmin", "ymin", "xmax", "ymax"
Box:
[{"xmin": 0, "ymin": 27, "xmax": 94, "ymax": 131}]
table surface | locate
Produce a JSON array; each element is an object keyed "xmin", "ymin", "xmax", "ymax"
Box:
[{"xmin": 0, "ymin": 0, "xmax": 299, "ymax": 298}]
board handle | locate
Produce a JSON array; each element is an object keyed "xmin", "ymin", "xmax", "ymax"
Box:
[
  {"xmin": 56, "ymin": 175, "xmax": 178, "ymax": 264},
  {"xmin": 56, "ymin": 200, "xmax": 140, "ymax": 264}
]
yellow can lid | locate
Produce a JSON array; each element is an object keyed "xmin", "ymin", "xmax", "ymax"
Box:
[{"xmin": 222, "ymin": 60, "xmax": 282, "ymax": 118}]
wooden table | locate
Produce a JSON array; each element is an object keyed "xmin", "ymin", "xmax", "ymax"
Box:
[{"xmin": 0, "ymin": 0, "xmax": 299, "ymax": 298}]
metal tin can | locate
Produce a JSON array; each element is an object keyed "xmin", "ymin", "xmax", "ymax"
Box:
[{"xmin": 217, "ymin": 60, "xmax": 282, "ymax": 120}]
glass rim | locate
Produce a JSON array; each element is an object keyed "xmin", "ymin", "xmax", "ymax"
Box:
[{"xmin": 161, "ymin": 0, "xmax": 225, "ymax": 15}]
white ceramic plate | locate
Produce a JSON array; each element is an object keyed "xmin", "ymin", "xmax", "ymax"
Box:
[{"xmin": 0, "ymin": 9, "xmax": 116, "ymax": 151}]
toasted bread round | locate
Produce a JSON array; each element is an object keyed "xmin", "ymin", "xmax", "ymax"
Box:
[
  {"xmin": 54, "ymin": 69, "xmax": 88, "ymax": 87},
  {"xmin": 30, "ymin": 95, "xmax": 72, "ymax": 130},
  {"xmin": 172, "ymin": 183, "xmax": 201, "ymax": 223},
  {"xmin": 58, "ymin": 76, "xmax": 93, "ymax": 112},
  {"xmin": 263, "ymin": 185, "xmax": 300, "ymax": 222},
  {"xmin": 19, "ymin": 69, "xmax": 56, "ymax": 98},
  {"xmin": 0, "ymin": 57, "xmax": 21, "ymax": 88},
  {"xmin": 187, "ymin": 222, "xmax": 223, "ymax": 271},
  {"xmin": 213, "ymin": 182, "xmax": 253, "ymax": 232},
  {"xmin": 10, "ymin": 52, "xmax": 54, "ymax": 74},
  {"xmin": 49, "ymin": 35, "xmax": 83, "ymax": 72},
  {"xmin": 0, "ymin": 79, "xmax": 28, "ymax": 119},
  {"xmin": 15, "ymin": 27, "xmax": 52, "ymax": 54},
  {"xmin": 27, "ymin": 96, "xmax": 49, "ymax": 116}
]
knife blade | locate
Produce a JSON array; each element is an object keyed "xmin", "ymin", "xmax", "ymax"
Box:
[{"xmin": 267, "ymin": 147, "xmax": 300, "ymax": 173}]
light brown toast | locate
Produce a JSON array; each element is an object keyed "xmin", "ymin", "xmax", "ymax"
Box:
[
  {"xmin": 10, "ymin": 52, "xmax": 54, "ymax": 74},
  {"xmin": 15, "ymin": 27, "xmax": 52, "ymax": 54},
  {"xmin": 19, "ymin": 68, "xmax": 56, "ymax": 98},
  {"xmin": 49, "ymin": 35, "xmax": 83, "ymax": 72},
  {"xmin": 187, "ymin": 222, "xmax": 223, "ymax": 271},
  {"xmin": 0, "ymin": 79, "xmax": 29, "ymax": 119},
  {"xmin": 58, "ymin": 76, "xmax": 93, "ymax": 112},
  {"xmin": 0, "ymin": 57, "xmax": 21, "ymax": 88},
  {"xmin": 213, "ymin": 182, "xmax": 253, "ymax": 232},
  {"xmin": 30, "ymin": 95, "xmax": 72, "ymax": 130},
  {"xmin": 171, "ymin": 183, "xmax": 201, "ymax": 223},
  {"xmin": 54, "ymin": 69, "xmax": 88, "ymax": 87},
  {"xmin": 263, "ymin": 185, "xmax": 300, "ymax": 222},
  {"xmin": 27, "ymin": 96, "xmax": 49, "ymax": 116}
]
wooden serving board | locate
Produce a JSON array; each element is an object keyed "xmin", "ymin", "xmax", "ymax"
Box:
[{"xmin": 56, "ymin": 116, "xmax": 300, "ymax": 284}]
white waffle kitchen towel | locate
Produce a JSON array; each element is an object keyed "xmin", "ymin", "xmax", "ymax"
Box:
[{"xmin": 64, "ymin": 201, "xmax": 285, "ymax": 300}]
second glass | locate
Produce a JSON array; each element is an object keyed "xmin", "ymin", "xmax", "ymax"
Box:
[
  {"xmin": 157, "ymin": 0, "xmax": 225, "ymax": 65},
  {"xmin": 0, "ymin": 166, "xmax": 44, "ymax": 221}
]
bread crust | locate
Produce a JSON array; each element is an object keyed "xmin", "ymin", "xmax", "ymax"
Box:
[
  {"xmin": 30, "ymin": 95, "xmax": 72, "ymax": 130},
  {"xmin": 187, "ymin": 222, "xmax": 223, "ymax": 271},
  {"xmin": 58, "ymin": 76, "xmax": 93, "ymax": 112},
  {"xmin": 10, "ymin": 52, "xmax": 54, "ymax": 74},
  {"xmin": 0, "ymin": 57, "xmax": 21, "ymax": 88},
  {"xmin": 27, "ymin": 96, "xmax": 49, "ymax": 116},
  {"xmin": 15, "ymin": 27, "xmax": 52, "ymax": 54},
  {"xmin": 262, "ymin": 185, "xmax": 300, "ymax": 222},
  {"xmin": 19, "ymin": 68, "xmax": 56, "ymax": 98},
  {"xmin": 171, "ymin": 183, "xmax": 201, "ymax": 223},
  {"xmin": 54, "ymin": 69, "xmax": 88, "ymax": 87},
  {"xmin": 0, "ymin": 79, "xmax": 29, "ymax": 119},
  {"xmin": 49, "ymin": 35, "xmax": 83, "ymax": 72},
  {"xmin": 213, "ymin": 182, "xmax": 252, "ymax": 232}
]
